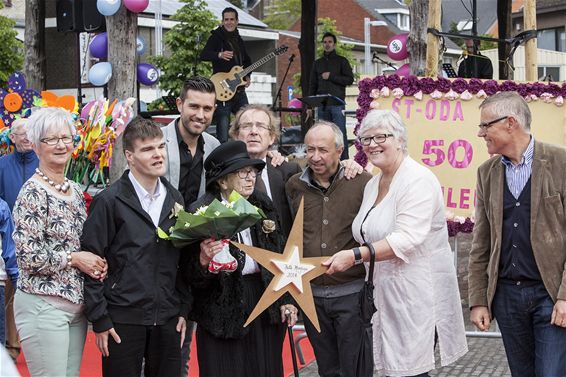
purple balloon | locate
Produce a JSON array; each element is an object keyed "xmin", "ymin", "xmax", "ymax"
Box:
[
  {"xmin": 137, "ymin": 63, "xmax": 159, "ymax": 86},
  {"xmin": 90, "ymin": 33, "xmax": 108, "ymax": 59}
]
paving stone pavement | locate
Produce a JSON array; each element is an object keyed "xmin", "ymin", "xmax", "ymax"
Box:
[{"xmin": 292, "ymin": 337, "xmax": 511, "ymax": 377}]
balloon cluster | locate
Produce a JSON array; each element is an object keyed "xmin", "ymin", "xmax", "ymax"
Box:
[
  {"xmin": 97, "ymin": 0, "xmax": 149, "ymax": 16},
  {"xmin": 386, "ymin": 33, "xmax": 410, "ymax": 77},
  {"xmin": 89, "ymin": 0, "xmax": 158, "ymax": 86}
]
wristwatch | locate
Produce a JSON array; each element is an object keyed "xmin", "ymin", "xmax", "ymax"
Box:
[{"xmin": 352, "ymin": 247, "xmax": 363, "ymax": 265}]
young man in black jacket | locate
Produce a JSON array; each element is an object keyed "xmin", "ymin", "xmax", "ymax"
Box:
[
  {"xmin": 309, "ymin": 32, "xmax": 354, "ymax": 160},
  {"xmin": 82, "ymin": 117, "xmax": 189, "ymax": 377},
  {"xmin": 200, "ymin": 7, "xmax": 251, "ymax": 144}
]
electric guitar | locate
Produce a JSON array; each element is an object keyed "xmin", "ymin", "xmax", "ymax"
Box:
[{"xmin": 211, "ymin": 45, "xmax": 288, "ymax": 101}]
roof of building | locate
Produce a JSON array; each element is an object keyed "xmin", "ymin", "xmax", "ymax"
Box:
[
  {"xmin": 144, "ymin": 0, "xmax": 267, "ymax": 28},
  {"xmin": 535, "ymin": 0, "xmax": 566, "ymax": 9},
  {"xmin": 356, "ymin": 0, "xmax": 404, "ymax": 34}
]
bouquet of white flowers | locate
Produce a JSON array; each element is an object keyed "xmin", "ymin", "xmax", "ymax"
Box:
[{"xmin": 158, "ymin": 191, "xmax": 266, "ymax": 273}]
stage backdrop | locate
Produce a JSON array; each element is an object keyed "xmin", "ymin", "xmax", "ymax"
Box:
[{"xmin": 355, "ymin": 76, "xmax": 566, "ymax": 217}]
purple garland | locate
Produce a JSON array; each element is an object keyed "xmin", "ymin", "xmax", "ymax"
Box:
[
  {"xmin": 355, "ymin": 75, "xmax": 566, "ymax": 166},
  {"xmin": 356, "ymin": 75, "xmax": 566, "ymax": 141},
  {"xmin": 447, "ymin": 218, "xmax": 475, "ymax": 237}
]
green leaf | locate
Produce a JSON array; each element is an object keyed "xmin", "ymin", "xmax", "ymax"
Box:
[
  {"xmin": 165, "ymin": 194, "xmax": 266, "ymax": 248},
  {"xmin": 157, "ymin": 227, "xmax": 171, "ymax": 240}
]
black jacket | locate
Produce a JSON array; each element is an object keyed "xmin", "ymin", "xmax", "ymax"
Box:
[
  {"xmin": 309, "ymin": 50, "xmax": 354, "ymax": 100},
  {"xmin": 82, "ymin": 171, "xmax": 190, "ymax": 333},
  {"xmin": 184, "ymin": 191, "xmax": 288, "ymax": 339},
  {"xmin": 200, "ymin": 26, "xmax": 252, "ymax": 75},
  {"xmin": 457, "ymin": 53, "xmax": 493, "ymax": 79}
]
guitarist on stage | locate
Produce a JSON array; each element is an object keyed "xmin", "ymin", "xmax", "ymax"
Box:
[{"xmin": 201, "ymin": 7, "xmax": 251, "ymax": 143}]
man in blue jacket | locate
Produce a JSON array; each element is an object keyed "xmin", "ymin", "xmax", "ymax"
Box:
[
  {"xmin": 0, "ymin": 197, "xmax": 17, "ymax": 346},
  {"xmin": 0, "ymin": 119, "xmax": 38, "ymax": 211}
]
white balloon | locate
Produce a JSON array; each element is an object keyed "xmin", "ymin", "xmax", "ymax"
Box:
[{"xmin": 88, "ymin": 62, "xmax": 112, "ymax": 86}]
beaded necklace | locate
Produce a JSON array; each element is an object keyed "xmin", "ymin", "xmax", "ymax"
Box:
[{"xmin": 35, "ymin": 168, "xmax": 71, "ymax": 193}]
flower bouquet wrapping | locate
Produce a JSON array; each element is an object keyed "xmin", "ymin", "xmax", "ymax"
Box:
[{"xmin": 158, "ymin": 191, "xmax": 266, "ymax": 273}]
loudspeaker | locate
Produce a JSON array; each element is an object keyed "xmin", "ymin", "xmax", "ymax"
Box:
[{"xmin": 56, "ymin": 0, "xmax": 105, "ymax": 33}]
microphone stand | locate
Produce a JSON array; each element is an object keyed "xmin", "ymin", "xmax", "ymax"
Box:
[
  {"xmin": 371, "ymin": 52, "xmax": 397, "ymax": 71},
  {"xmin": 272, "ymin": 53, "xmax": 295, "ymax": 147}
]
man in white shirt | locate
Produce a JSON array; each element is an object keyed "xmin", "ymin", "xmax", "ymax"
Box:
[{"xmin": 82, "ymin": 117, "xmax": 189, "ymax": 377}]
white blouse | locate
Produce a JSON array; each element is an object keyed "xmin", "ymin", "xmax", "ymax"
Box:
[{"xmin": 352, "ymin": 156, "xmax": 468, "ymax": 376}]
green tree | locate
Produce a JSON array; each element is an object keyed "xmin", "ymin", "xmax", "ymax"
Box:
[
  {"xmin": 263, "ymin": 0, "xmax": 301, "ymax": 30},
  {"xmin": 150, "ymin": 0, "xmax": 217, "ymax": 100},
  {"xmin": 0, "ymin": 8, "xmax": 24, "ymax": 87},
  {"xmin": 292, "ymin": 17, "xmax": 357, "ymax": 95}
]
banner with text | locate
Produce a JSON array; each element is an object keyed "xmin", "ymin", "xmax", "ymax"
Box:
[{"xmin": 370, "ymin": 96, "xmax": 566, "ymax": 217}]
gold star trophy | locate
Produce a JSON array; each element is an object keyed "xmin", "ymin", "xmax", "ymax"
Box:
[{"xmin": 232, "ymin": 197, "xmax": 329, "ymax": 332}]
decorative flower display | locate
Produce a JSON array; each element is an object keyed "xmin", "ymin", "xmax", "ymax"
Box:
[
  {"xmin": 67, "ymin": 97, "xmax": 135, "ymax": 186},
  {"xmin": 0, "ymin": 72, "xmax": 42, "ymax": 154},
  {"xmin": 0, "ymin": 72, "xmax": 40, "ymax": 130},
  {"xmin": 355, "ymin": 74, "xmax": 566, "ymax": 169},
  {"xmin": 445, "ymin": 212, "xmax": 475, "ymax": 237}
]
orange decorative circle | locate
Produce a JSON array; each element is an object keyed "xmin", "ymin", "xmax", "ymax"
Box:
[{"xmin": 4, "ymin": 92, "xmax": 23, "ymax": 112}]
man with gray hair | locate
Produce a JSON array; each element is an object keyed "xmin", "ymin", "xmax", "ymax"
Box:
[
  {"xmin": 285, "ymin": 121, "xmax": 372, "ymax": 377},
  {"xmin": 468, "ymin": 91, "xmax": 566, "ymax": 376}
]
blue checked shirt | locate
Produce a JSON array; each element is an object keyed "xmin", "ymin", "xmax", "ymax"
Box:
[{"xmin": 501, "ymin": 137, "xmax": 534, "ymax": 199}]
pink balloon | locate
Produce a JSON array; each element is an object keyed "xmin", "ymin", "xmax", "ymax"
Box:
[
  {"xmin": 123, "ymin": 0, "xmax": 148, "ymax": 13},
  {"xmin": 395, "ymin": 63, "xmax": 411, "ymax": 77},
  {"xmin": 288, "ymin": 98, "xmax": 302, "ymax": 109},
  {"xmin": 387, "ymin": 33, "xmax": 409, "ymax": 61}
]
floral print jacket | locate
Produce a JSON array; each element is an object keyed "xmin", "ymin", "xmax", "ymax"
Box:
[{"xmin": 12, "ymin": 177, "xmax": 86, "ymax": 304}]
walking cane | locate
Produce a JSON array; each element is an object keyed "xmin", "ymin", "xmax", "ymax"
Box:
[{"xmin": 285, "ymin": 309, "xmax": 300, "ymax": 377}]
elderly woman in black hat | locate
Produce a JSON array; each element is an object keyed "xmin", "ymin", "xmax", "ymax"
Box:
[{"xmin": 184, "ymin": 140, "xmax": 297, "ymax": 377}]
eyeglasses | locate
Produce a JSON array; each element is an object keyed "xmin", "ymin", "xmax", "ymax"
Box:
[
  {"xmin": 239, "ymin": 122, "xmax": 270, "ymax": 132},
  {"xmin": 478, "ymin": 116, "xmax": 508, "ymax": 131},
  {"xmin": 358, "ymin": 134, "xmax": 394, "ymax": 146},
  {"xmin": 10, "ymin": 132, "xmax": 27, "ymax": 138},
  {"xmin": 40, "ymin": 135, "xmax": 75, "ymax": 146},
  {"xmin": 236, "ymin": 168, "xmax": 259, "ymax": 179}
]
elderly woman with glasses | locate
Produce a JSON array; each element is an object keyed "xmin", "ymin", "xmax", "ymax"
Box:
[
  {"xmin": 184, "ymin": 140, "xmax": 297, "ymax": 377},
  {"xmin": 323, "ymin": 109, "xmax": 468, "ymax": 376},
  {"xmin": 12, "ymin": 107, "xmax": 107, "ymax": 377}
]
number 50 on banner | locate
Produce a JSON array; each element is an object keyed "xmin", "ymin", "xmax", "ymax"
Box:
[{"xmin": 421, "ymin": 139, "xmax": 474, "ymax": 169}]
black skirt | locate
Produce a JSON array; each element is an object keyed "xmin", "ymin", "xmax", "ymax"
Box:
[{"xmin": 195, "ymin": 273, "xmax": 287, "ymax": 377}]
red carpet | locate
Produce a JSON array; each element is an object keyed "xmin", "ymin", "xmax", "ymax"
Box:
[{"xmin": 16, "ymin": 330, "xmax": 314, "ymax": 377}]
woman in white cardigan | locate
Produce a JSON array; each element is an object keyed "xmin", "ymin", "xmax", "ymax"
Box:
[{"xmin": 324, "ymin": 109, "xmax": 468, "ymax": 376}]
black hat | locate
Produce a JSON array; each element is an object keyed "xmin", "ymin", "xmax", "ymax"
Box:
[{"xmin": 205, "ymin": 140, "xmax": 266, "ymax": 189}]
